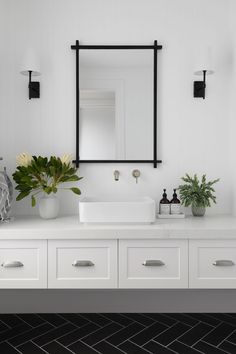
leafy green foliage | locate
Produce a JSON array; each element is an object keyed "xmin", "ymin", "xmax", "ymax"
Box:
[
  {"xmin": 178, "ymin": 174, "xmax": 219, "ymax": 208},
  {"xmin": 13, "ymin": 156, "xmax": 82, "ymax": 207}
]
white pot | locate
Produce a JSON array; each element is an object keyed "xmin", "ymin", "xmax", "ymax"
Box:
[{"xmin": 39, "ymin": 195, "xmax": 59, "ymax": 219}]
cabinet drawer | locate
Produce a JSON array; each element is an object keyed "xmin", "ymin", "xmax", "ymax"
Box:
[
  {"xmin": 119, "ymin": 240, "xmax": 188, "ymax": 288},
  {"xmin": 189, "ymin": 240, "xmax": 236, "ymax": 288},
  {"xmin": 0, "ymin": 240, "xmax": 47, "ymax": 289},
  {"xmin": 48, "ymin": 240, "xmax": 117, "ymax": 288}
]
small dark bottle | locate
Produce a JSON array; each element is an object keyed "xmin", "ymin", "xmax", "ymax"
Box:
[
  {"xmin": 170, "ymin": 189, "xmax": 181, "ymax": 214},
  {"xmin": 159, "ymin": 189, "xmax": 170, "ymax": 215}
]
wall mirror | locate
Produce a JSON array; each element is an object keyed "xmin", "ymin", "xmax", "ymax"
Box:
[{"xmin": 71, "ymin": 41, "xmax": 162, "ymax": 168}]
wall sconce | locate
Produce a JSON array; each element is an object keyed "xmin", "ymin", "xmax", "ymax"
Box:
[
  {"xmin": 193, "ymin": 69, "xmax": 214, "ymax": 99},
  {"xmin": 20, "ymin": 49, "xmax": 41, "ymax": 99},
  {"xmin": 193, "ymin": 47, "xmax": 214, "ymax": 99}
]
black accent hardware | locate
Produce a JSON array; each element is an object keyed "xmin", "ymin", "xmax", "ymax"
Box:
[
  {"xmin": 71, "ymin": 41, "xmax": 162, "ymax": 168},
  {"xmin": 28, "ymin": 71, "xmax": 40, "ymax": 99},
  {"xmin": 194, "ymin": 70, "xmax": 206, "ymax": 99}
]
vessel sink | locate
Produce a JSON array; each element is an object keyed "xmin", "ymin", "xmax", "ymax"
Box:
[{"xmin": 79, "ymin": 196, "xmax": 156, "ymax": 223}]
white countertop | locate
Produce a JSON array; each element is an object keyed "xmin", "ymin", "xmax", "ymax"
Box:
[{"xmin": 0, "ymin": 215, "xmax": 236, "ymax": 239}]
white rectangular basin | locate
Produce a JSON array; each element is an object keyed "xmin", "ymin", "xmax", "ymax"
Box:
[{"xmin": 79, "ymin": 196, "xmax": 156, "ymax": 223}]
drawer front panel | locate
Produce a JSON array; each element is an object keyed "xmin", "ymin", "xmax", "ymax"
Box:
[
  {"xmin": 189, "ymin": 240, "xmax": 236, "ymax": 288},
  {"xmin": 119, "ymin": 239, "xmax": 188, "ymax": 288},
  {"xmin": 0, "ymin": 240, "xmax": 47, "ymax": 288},
  {"xmin": 48, "ymin": 240, "xmax": 117, "ymax": 288}
]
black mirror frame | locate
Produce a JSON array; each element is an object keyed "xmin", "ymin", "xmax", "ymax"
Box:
[{"xmin": 71, "ymin": 40, "xmax": 162, "ymax": 168}]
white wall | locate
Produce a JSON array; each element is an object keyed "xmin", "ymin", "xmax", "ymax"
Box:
[{"xmin": 0, "ymin": 0, "xmax": 233, "ymax": 216}]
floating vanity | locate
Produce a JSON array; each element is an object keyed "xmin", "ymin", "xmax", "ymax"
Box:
[{"xmin": 0, "ymin": 215, "xmax": 236, "ymax": 290}]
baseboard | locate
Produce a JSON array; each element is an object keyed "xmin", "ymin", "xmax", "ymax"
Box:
[{"xmin": 0, "ymin": 289, "xmax": 235, "ymax": 313}]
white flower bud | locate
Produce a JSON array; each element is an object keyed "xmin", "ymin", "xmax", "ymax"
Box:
[
  {"xmin": 61, "ymin": 154, "xmax": 73, "ymax": 165},
  {"xmin": 16, "ymin": 153, "xmax": 33, "ymax": 167}
]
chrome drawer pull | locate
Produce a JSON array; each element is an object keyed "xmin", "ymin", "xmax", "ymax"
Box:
[
  {"xmin": 1, "ymin": 261, "xmax": 24, "ymax": 268},
  {"xmin": 142, "ymin": 260, "xmax": 165, "ymax": 266},
  {"xmin": 213, "ymin": 260, "xmax": 235, "ymax": 267},
  {"xmin": 72, "ymin": 260, "xmax": 94, "ymax": 267}
]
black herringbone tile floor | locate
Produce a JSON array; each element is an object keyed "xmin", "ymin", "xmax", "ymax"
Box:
[{"xmin": 0, "ymin": 314, "xmax": 236, "ymax": 353}]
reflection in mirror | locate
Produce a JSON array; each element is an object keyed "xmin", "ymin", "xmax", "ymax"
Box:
[
  {"xmin": 80, "ymin": 90, "xmax": 115, "ymax": 159},
  {"xmin": 79, "ymin": 50, "xmax": 153, "ymax": 160}
]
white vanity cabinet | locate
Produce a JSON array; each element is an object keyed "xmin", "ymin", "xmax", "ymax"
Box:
[
  {"xmin": 189, "ymin": 240, "xmax": 236, "ymax": 289},
  {"xmin": 48, "ymin": 239, "xmax": 118, "ymax": 288},
  {"xmin": 119, "ymin": 239, "xmax": 188, "ymax": 288},
  {"xmin": 1, "ymin": 216, "xmax": 236, "ymax": 290},
  {"xmin": 0, "ymin": 240, "xmax": 47, "ymax": 289}
]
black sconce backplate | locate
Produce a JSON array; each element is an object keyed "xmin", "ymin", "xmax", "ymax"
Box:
[
  {"xmin": 194, "ymin": 81, "xmax": 205, "ymax": 98},
  {"xmin": 29, "ymin": 82, "xmax": 40, "ymax": 99}
]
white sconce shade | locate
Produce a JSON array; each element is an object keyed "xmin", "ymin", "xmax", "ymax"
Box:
[
  {"xmin": 194, "ymin": 46, "xmax": 214, "ymax": 76},
  {"xmin": 20, "ymin": 48, "xmax": 41, "ymax": 76}
]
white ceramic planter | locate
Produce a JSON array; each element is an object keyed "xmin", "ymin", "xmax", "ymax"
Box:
[{"xmin": 39, "ymin": 195, "xmax": 59, "ymax": 219}]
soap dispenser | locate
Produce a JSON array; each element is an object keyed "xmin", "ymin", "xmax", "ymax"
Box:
[
  {"xmin": 170, "ymin": 189, "xmax": 181, "ymax": 214},
  {"xmin": 159, "ymin": 189, "xmax": 170, "ymax": 215}
]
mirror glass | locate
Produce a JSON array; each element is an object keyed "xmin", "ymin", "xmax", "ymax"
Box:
[{"xmin": 79, "ymin": 50, "xmax": 153, "ymax": 160}]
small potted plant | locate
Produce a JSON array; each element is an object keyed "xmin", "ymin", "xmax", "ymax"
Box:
[
  {"xmin": 13, "ymin": 153, "xmax": 82, "ymax": 219},
  {"xmin": 178, "ymin": 173, "xmax": 219, "ymax": 216}
]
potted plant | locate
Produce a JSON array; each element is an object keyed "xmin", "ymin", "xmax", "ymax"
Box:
[
  {"xmin": 178, "ymin": 173, "xmax": 219, "ymax": 216},
  {"xmin": 13, "ymin": 153, "xmax": 82, "ymax": 219}
]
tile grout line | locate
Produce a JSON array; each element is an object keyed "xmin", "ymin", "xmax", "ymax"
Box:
[
  {"xmin": 14, "ymin": 322, "xmax": 75, "ymax": 348},
  {"xmin": 127, "ymin": 338, "xmax": 155, "ymax": 354},
  {"xmin": 0, "ymin": 323, "xmax": 43, "ymax": 345},
  {"xmin": 62, "ymin": 323, "xmax": 109, "ymax": 348},
  {"xmin": 77, "ymin": 339, "xmax": 102, "ymax": 354},
  {"xmin": 14, "ymin": 314, "xmax": 34, "ymax": 329},
  {"xmin": 54, "ymin": 340, "xmax": 77, "ymax": 354},
  {"xmin": 113, "ymin": 313, "xmax": 147, "ymax": 327},
  {"xmin": 205, "ymin": 313, "xmax": 236, "ymax": 328},
  {"xmin": 26, "ymin": 340, "xmax": 49, "ymax": 354},
  {"xmin": 96, "ymin": 313, "xmax": 126, "ymax": 328},
  {"xmin": 216, "ymin": 328, "xmax": 236, "ymax": 348},
  {"xmin": 140, "ymin": 313, "xmax": 180, "ymax": 327},
  {"xmin": 144, "ymin": 339, "xmax": 179, "ymax": 354},
  {"xmin": 30, "ymin": 324, "xmax": 78, "ymax": 349},
  {"xmin": 82, "ymin": 323, "xmax": 125, "ymax": 348},
  {"xmin": 36, "ymin": 313, "xmax": 62, "ymax": 328},
  {"xmin": 222, "ymin": 338, "xmax": 236, "ymax": 348},
  {"xmin": 0, "ymin": 318, "xmax": 11, "ymax": 331},
  {"xmin": 175, "ymin": 340, "xmax": 205, "ymax": 354},
  {"xmin": 75, "ymin": 313, "xmax": 106, "ymax": 328},
  {"xmin": 199, "ymin": 339, "xmax": 230, "ymax": 353},
  {"xmin": 182, "ymin": 314, "xmax": 216, "ymax": 328},
  {"xmin": 162, "ymin": 313, "xmax": 200, "ymax": 327},
  {"xmin": 187, "ymin": 320, "xmax": 225, "ymax": 349},
  {"xmin": 103, "ymin": 340, "xmax": 127, "ymax": 354},
  {"xmin": 163, "ymin": 321, "xmax": 203, "ymax": 348},
  {"xmin": 111, "ymin": 322, "xmax": 160, "ymax": 348},
  {"xmin": 144, "ymin": 321, "xmax": 181, "ymax": 347},
  {"xmin": 5, "ymin": 341, "xmax": 22, "ymax": 354}
]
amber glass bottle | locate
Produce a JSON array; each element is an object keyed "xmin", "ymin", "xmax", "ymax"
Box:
[
  {"xmin": 170, "ymin": 189, "xmax": 181, "ymax": 214},
  {"xmin": 159, "ymin": 189, "xmax": 170, "ymax": 214}
]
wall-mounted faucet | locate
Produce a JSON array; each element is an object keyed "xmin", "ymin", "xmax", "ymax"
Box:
[
  {"xmin": 132, "ymin": 169, "xmax": 141, "ymax": 183},
  {"xmin": 113, "ymin": 170, "xmax": 120, "ymax": 181}
]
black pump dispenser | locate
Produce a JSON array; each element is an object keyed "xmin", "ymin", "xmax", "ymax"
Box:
[
  {"xmin": 170, "ymin": 188, "xmax": 181, "ymax": 214},
  {"xmin": 159, "ymin": 189, "xmax": 170, "ymax": 214}
]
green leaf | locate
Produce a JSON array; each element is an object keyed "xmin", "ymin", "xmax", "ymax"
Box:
[
  {"xmin": 52, "ymin": 186, "xmax": 57, "ymax": 193},
  {"xmin": 44, "ymin": 187, "xmax": 52, "ymax": 194},
  {"xmin": 70, "ymin": 187, "xmax": 81, "ymax": 195},
  {"xmin": 31, "ymin": 195, "xmax": 36, "ymax": 207},
  {"xmin": 16, "ymin": 190, "xmax": 31, "ymax": 201}
]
